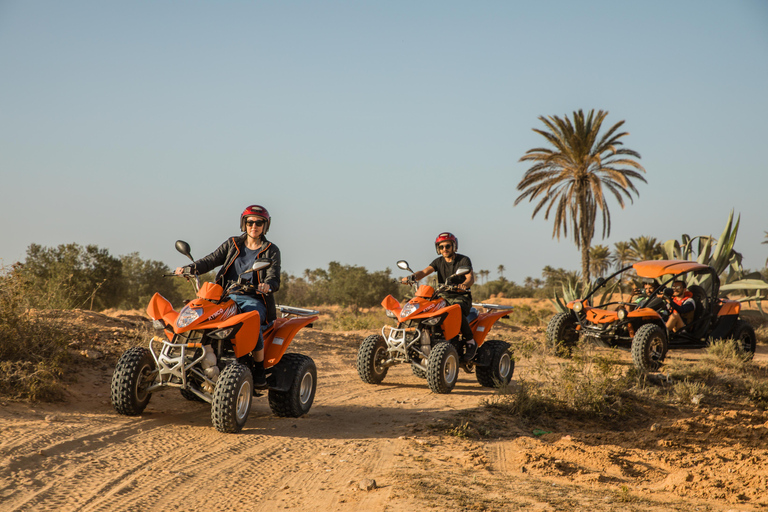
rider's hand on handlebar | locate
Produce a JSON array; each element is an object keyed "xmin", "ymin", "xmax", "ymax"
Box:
[{"xmin": 257, "ymin": 283, "xmax": 271, "ymax": 294}]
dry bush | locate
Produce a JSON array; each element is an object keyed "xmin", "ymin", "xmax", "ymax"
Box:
[
  {"xmin": 485, "ymin": 344, "xmax": 636, "ymax": 420},
  {"xmin": 0, "ymin": 267, "xmax": 70, "ymax": 401}
]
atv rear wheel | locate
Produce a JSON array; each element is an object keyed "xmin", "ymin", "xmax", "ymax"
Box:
[
  {"xmin": 357, "ymin": 335, "xmax": 389, "ymax": 384},
  {"xmin": 475, "ymin": 340, "xmax": 514, "ymax": 388},
  {"xmin": 268, "ymin": 354, "xmax": 317, "ymax": 418},
  {"xmin": 631, "ymin": 324, "xmax": 668, "ymax": 373},
  {"xmin": 211, "ymin": 363, "xmax": 253, "ymax": 434},
  {"xmin": 732, "ymin": 320, "xmax": 756, "ymax": 358},
  {"xmin": 111, "ymin": 347, "xmax": 156, "ymax": 416},
  {"xmin": 427, "ymin": 342, "xmax": 460, "ymax": 394},
  {"xmin": 546, "ymin": 312, "xmax": 579, "ymax": 352}
]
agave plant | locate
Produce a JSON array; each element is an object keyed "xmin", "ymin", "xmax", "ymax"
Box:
[
  {"xmin": 551, "ymin": 272, "xmax": 584, "ymax": 313},
  {"xmin": 660, "ymin": 210, "xmax": 743, "ymax": 289}
]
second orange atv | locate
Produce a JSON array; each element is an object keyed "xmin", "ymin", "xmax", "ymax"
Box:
[{"xmin": 356, "ymin": 260, "xmax": 514, "ymax": 393}]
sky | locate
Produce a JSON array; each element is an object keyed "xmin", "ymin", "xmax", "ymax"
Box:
[{"xmin": 1, "ymin": 1, "xmax": 767, "ymax": 285}]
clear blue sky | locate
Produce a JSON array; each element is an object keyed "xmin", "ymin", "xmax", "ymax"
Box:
[{"xmin": 1, "ymin": 1, "xmax": 767, "ymax": 284}]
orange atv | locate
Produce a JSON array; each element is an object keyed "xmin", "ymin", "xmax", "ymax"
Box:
[
  {"xmin": 546, "ymin": 260, "xmax": 756, "ymax": 373},
  {"xmin": 111, "ymin": 241, "xmax": 319, "ymax": 433},
  {"xmin": 356, "ymin": 260, "xmax": 514, "ymax": 393}
]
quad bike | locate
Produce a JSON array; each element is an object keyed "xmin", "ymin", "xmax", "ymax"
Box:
[
  {"xmin": 111, "ymin": 241, "xmax": 319, "ymax": 434},
  {"xmin": 546, "ymin": 260, "xmax": 757, "ymax": 373},
  {"xmin": 356, "ymin": 260, "xmax": 514, "ymax": 394}
]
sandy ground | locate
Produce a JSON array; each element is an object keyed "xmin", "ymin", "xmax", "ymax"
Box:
[{"xmin": 1, "ymin": 304, "xmax": 767, "ymax": 512}]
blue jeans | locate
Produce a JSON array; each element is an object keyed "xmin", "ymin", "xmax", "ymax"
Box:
[{"xmin": 230, "ymin": 294, "xmax": 267, "ymax": 351}]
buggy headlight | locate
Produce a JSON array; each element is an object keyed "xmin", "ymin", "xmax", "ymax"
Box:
[
  {"xmin": 176, "ymin": 306, "xmax": 202, "ymax": 328},
  {"xmin": 573, "ymin": 301, "xmax": 584, "ymax": 313}
]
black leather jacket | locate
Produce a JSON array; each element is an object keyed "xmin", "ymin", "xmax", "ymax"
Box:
[{"xmin": 187, "ymin": 234, "xmax": 281, "ymax": 322}]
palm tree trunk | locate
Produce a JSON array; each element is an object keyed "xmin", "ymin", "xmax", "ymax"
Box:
[{"xmin": 577, "ymin": 182, "xmax": 591, "ymax": 285}]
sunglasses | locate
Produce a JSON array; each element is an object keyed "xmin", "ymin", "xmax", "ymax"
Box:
[
  {"xmin": 246, "ymin": 219, "xmax": 265, "ymax": 228},
  {"xmin": 438, "ymin": 244, "xmax": 453, "ymax": 250}
]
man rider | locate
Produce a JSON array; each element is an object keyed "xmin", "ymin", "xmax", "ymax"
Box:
[
  {"xmin": 401, "ymin": 232, "xmax": 477, "ymax": 361},
  {"xmin": 663, "ymin": 278, "xmax": 695, "ymax": 333},
  {"xmin": 175, "ymin": 204, "xmax": 280, "ymax": 388}
]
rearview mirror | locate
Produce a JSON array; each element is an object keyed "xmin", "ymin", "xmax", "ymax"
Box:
[
  {"xmin": 175, "ymin": 240, "xmax": 194, "ymax": 261},
  {"xmin": 242, "ymin": 258, "xmax": 273, "ymax": 274},
  {"xmin": 397, "ymin": 260, "xmax": 412, "ymax": 272},
  {"xmin": 455, "ymin": 267, "xmax": 470, "ymax": 276}
]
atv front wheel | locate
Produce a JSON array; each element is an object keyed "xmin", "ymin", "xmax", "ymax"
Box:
[
  {"xmin": 475, "ymin": 340, "xmax": 514, "ymax": 388},
  {"xmin": 545, "ymin": 312, "xmax": 579, "ymax": 352},
  {"xmin": 426, "ymin": 342, "xmax": 459, "ymax": 394},
  {"xmin": 357, "ymin": 335, "xmax": 389, "ymax": 384},
  {"xmin": 211, "ymin": 362, "xmax": 253, "ymax": 434},
  {"xmin": 268, "ymin": 354, "xmax": 317, "ymax": 418},
  {"xmin": 732, "ymin": 320, "xmax": 756, "ymax": 358},
  {"xmin": 111, "ymin": 347, "xmax": 156, "ymax": 416},
  {"xmin": 631, "ymin": 324, "xmax": 668, "ymax": 373}
]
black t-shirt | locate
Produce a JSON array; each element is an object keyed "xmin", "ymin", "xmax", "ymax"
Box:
[{"xmin": 429, "ymin": 254, "xmax": 473, "ymax": 286}]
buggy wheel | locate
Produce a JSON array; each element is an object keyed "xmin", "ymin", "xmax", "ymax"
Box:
[
  {"xmin": 545, "ymin": 312, "xmax": 579, "ymax": 351},
  {"xmin": 111, "ymin": 347, "xmax": 156, "ymax": 416},
  {"xmin": 411, "ymin": 360, "xmax": 427, "ymax": 379},
  {"xmin": 475, "ymin": 340, "xmax": 514, "ymax": 388},
  {"xmin": 357, "ymin": 334, "xmax": 389, "ymax": 384},
  {"xmin": 426, "ymin": 342, "xmax": 459, "ymax": 394},
  {"xmin": 211, "ymin": 363, "xmax": 253, "ymax": 434},
  {"xmin": 732, "ymin": 320, "xmax": 756, "ymax": 358},
  {"xmin": 268, "ymin": 354, "xmax": 317, "ymax": 417},
  {"xmin": 631, "ymin": 324, "xmax": 668, "ymax": 373}
]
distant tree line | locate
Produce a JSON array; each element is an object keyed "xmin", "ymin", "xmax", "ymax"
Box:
[{"xmin": 7, "ymin": 243, "xmax": 190, "ymax": 311}]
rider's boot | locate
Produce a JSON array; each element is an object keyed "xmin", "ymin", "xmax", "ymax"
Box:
[
  {"xmin": 462, "ymin": 338, "xmax": 477, "ymax": 361},
  {"xmin": 460, "ymin": 317, "xmax": 476, "ymax": 361},
  {"xmin": 252, "ymin": 359, "xmax": 268, "ymax": 389}
]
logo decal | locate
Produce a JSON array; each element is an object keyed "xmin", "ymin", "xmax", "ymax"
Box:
[{"xmin": 207, "ymin": 309, "xmax": 224, "ymax": 321}]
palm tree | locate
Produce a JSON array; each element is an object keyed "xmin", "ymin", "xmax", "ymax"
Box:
[
  {"xmin": 588, "ymin": 244, "xmax": 613, "ymax": 278},
  {"xmin": 497, "ymin": 265, "xmax": 505, "ymax": 279},
  {"xmin": 514, "ymin": 109, "xmax": 646, "ymax": 284},
  {"xmin": 629, "ymin": 236, "xmax": 662, "ymax": 261},
  {"xmin": 613, "ymin": 241, "xmax": 633, "ymax": 269}
]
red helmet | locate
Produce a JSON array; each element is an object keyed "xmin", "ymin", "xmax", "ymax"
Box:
[
  {"xmin": 434, "ymin": 232, "xmax": 458, "ymax": 254},
  {"xmin": 240, "ymin": 204, "xmax": 271, "ymax": 233}
]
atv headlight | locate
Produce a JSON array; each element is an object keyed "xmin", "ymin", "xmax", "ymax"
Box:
[
  {"xmin": 400, "ymin": 303, "xmax": 419, "ymax": 318},
  {"xmin": 617, "ymin": 308, "xmax": 627, "ymax": 320},
  {"xmin": 152, "ymin": 319, "xmax": 166, "ymax": 330},
  {"xmin": 386, "ymin": 310, "xmax": 397, "ymax": 319},
  {"xmin": 176, "ymin": 306, "xmax": 202, "ymax": 328},
  {"xmin": 422, "ymin": 316, "xmax": 442, "ymax": 326},
  {"xmin": 573, "ymin": 301, "xmax": 584, "ymax": 313}
]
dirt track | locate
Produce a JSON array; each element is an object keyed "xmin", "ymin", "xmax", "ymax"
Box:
[{"xmin": 1, "ymin": 310, "xmax": 767, "ymax": 512}]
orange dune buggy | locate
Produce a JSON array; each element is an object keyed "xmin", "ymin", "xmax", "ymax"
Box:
[{"xmin": 546, "ymin": 260, "xmax": 756, "ymax": 372}]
